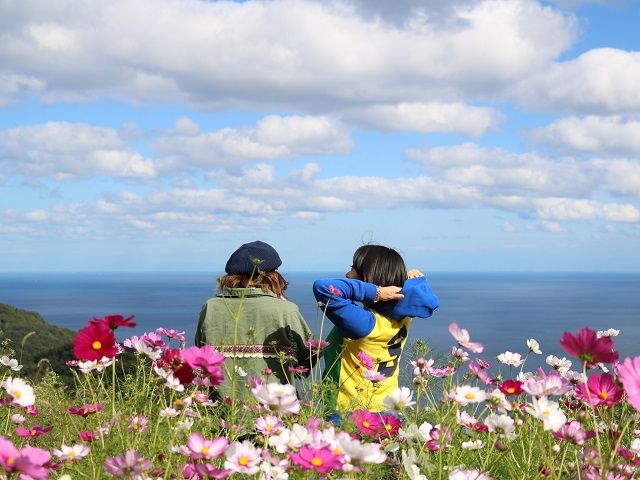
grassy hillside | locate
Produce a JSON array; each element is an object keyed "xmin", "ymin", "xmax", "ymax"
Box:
[{"xmin": 0, "ymin": 303, "xmax": 75, "ymax": 384}]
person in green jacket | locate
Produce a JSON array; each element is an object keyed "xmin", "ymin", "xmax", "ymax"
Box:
[{"xmin": 195, "ymin": 240, "xmax": 315, "ymax": 399}]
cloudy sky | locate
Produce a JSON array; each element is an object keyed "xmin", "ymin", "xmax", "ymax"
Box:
[{"xmin": 1, "ymin": 0, "xmax": 639, "ymax": 272}]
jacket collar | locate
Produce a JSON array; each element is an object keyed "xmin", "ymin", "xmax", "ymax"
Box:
[{"xmin": 218, "ymin": 287, "xmax": 277, "ymax": 298}]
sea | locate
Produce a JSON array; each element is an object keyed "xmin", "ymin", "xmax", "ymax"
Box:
[{"xmin": 1, "ymin": 272, "xmax": 639, "ymax": 373}]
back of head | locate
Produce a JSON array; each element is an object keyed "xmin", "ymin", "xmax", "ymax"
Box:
[
  {"xmin": 220, "ymin": 240, "xmax": 288, "ymax": 297},
  {"xmin": 352, "ymin": 244, "xmax": 407, "ymax": 287}
]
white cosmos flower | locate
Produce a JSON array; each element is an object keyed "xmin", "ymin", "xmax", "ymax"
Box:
[
  {"xmin": 251, "ymin": 383, "xmax": 300, "ymax": 415},
  {"xmin": 526, "ymin": 396, "xmax": 566, "ymax": 432},
  {"xmin": 526, "ymin": 339, "xmax": 542, "ymax": 354},
  {"xmin": 383, "ymin": 387, "xmax": 416, "ymax": 411},
  {"xmin": 497, "ymin": 351, "xmax": 524, "ymax": 367},
  {"xmin": 485, "ymin": 413, "xmax": 517, "ymax": 440},
  {"xmin": 2, "ymin": 377, "xmax": 35, "ymax": 407},
  {"xmin": 545, "ymin": 355, "xmax": 572, "ymax": 374},
  {"xmin": 1, "ymin": 356, "xmax": 23, "ymax": 371},
  {"xmin": 268, "ymin": 425, "xmax": 310, "ymax": 453},
  {"xmin": 461, "ymin": 439, "xmax": 485, "ymax": 450},
  {"xmin": 338, "ymin": 435, "xmax": 387, "ymax": 466},
  {"xmin": 53, "ymin": 444, "xmax": 90, "ymax": 462},
  {"xmin": 234, "ymin": 365, "xmax": 248, "ymax": 377},
  {"xmin": 453, "ymin": 386, "xmax": 487, "ymax": 406},
  {"xmin": 401, "ymin": 448, "xmax": 427, "ymax": 480},
  {"xmin": 596, "ymin": 328, "xmax": 620, "ymax": 338},
  {"xmin": 160, "ymin": 407, "xmax": 180, "ymax": 418}
]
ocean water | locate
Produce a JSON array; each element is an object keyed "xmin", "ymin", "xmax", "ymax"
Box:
[{"xmin": 1, "ymin": 272, "xmax": 639, "ymax": 372}]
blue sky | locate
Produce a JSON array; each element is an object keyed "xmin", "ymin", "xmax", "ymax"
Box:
[{"xmin": 1, "ymin": 0, "xmax": 639, "ymax": 273}]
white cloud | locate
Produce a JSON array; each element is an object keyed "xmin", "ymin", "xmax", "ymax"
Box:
[
  {"xmin": 154, "ymin": 115, "xmax": 352, "ymax": 168},
  {"xmin": 514, "ymin": 49, "xmax": 640, "ymax": 114},
  {"xmin": 344, "ymin": 102, "xmax": 502, "ymax": 136},
  {"xmin": 528, "ymin": 115, "xmax": 640, "ymax": 155},
  {"xmin": 532, "ymin": 198, "xmax": 640, "ymax": 223},
  {"xmin": 0, "ymin": 122, "xmax": 157, "ymax": 179},
  {"xmin": 0, "ymin": 0, "xmax": 576, "ymax": 112}
]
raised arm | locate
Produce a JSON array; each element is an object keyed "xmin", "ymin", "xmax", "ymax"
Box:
[{"xmin": 312, "ymin": 278, "xmax": 403, "ymax": 340}]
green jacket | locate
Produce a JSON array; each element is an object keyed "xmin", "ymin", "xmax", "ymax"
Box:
[{"xmin": 195, "ymin": 287, "xmax": 314, "ymax": 397}]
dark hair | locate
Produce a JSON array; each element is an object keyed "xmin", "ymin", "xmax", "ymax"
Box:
[
  {"xmin": 351, "ymin": 244, "xmax": 407, "ymax": 288},
  {"xmin": 218, "ymin": 270, "xmax": 289, "ymax": 298}
]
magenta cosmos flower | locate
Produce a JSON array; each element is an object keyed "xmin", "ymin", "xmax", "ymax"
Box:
[
  {"xmin": 617, "ymin": 356, "xmax": 640, "ymax": 411},
  {"xmin": 560, "ymin": 327, "xmax": 619, "ymax": 368},
  {"xmin": 68, "ymin": 403, "xmax": 104, "ymax": 417},
  {"xmin": 90, "ymin": 314, "xmax": 136, "ymax": 330},
  {"xmin": 73, "ymin": 322, "xmax": 119, "ymax": 361},
  {"xmin": 16, "ymin": 425, "xmax": 52, "ymax": 438},
  {"xmin": 289, "ymin": 445, "xmax": 343, "ymax": 474},
  {"xmin": 575, "ymin": 372, "xmax": 623, "ymax": 408}
]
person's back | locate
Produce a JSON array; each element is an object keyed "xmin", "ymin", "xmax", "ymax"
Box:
[{"xmin": 195, "ymin": 241, "xmax": 313, "ymax": 399}]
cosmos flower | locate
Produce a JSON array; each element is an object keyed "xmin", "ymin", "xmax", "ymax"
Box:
[
  {"xmin": 53, "ymin": 444, "xmax": 90, "ymax": 463},
  {"xmin": 90, "ymin": 314, "xmax": 136, "ymax": 330},
  {"xmin": 383, "ymin": 387, "xmax": 415, "ymax": 411},
  {"xmin": 560, "ymin": 327, "xmax": 619, "ymax": 368},
  {"xmin": 527, "ymin": 339, "xmax": 542, "ymax": 354},
  {"xmin": 186, "ymin": 432, "xmax": 228, "ymax": 460},
  {"xmin": 1, "ymin": 377, "xmax": 36, "ymax": 408},
  {"xmin": 526, "ymin": 397, "xmax": 566, "ymax": 432},
  {"xmin": 224, "ymin": 440, "xmax": 261, "ymax": 475},
  {"xmin": 499, "ymin": 380, "xmax": 523, "ymax": 396},
  {"xmin": 255, "ymin": 416, "xmax": 284, "ymax": 436},
  {"xmin": 575, "ymin": 372, "xmax": 623, "ymax": 408},
  {"xmin": 448, "ymin": 323, "xmax": 484, "ymax": 353},
  {"xmin": 357, "ymin": 351, "xmax": 375, "ymax": 370},
  {"xmin": 103, "ymin": 450, "xmax": 153, "ymax": 478},
  {"xmin": 0, "ymin": 356, "xmax": 23, "ymax": 371},
  {"xmin": 453, "ymin": 386, "xmax": 488, "ymax": 406},
  {"xmin": 485, "ymin": 414, "xmax": 516, "ymax": 440},
  {"xmin": 449, "ymin": 468, "xmax": 492, "ymax": 480},
  {"xmin": 16, "ymin": 425, "xmax": 52, "ymax": 438},
  {"xmin": 497, "ymin": 351, "xmax": 524, "ymax": 367},
  {"xmin": 617, "ymin": 356, "xmax": 640, "ymax": 411},
  {"xmin": 551, "ymin": 420, "xmax": 595, "ymax": 445},
  {"xmin": 362, "ymin": 369, "xmax": 387, "ymax": 383},
  {"xmin": 289, "ymin": 445, "xmax": 343, "ymax": 474},
  {"xmin": 0, "ymin": 436, "xmax": 51, "ymax": 480},
  {"xmin": 68, "ymin": 403, "xmax": 104, "ymax": 417},
  {"xmin": 251, "ymin": 383, "xmax": 300, "ymax": 415},
  {"xmin": 73, "ymin": 322, "xmax": 118, "ymax": 361}
]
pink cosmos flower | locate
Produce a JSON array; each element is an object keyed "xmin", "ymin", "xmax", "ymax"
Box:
[
  {"xmin": 521, "ymin": 369, "xmax": 571, "ymax": 397},
  {"xmin": 90, "ymin": 314, "xmax": 136, "ymax": 330},
  {"xmin": 103, "ymin": 450, "xmax": 153, "ymax": 478},
  {"xmin": 182, "ymin": 345, "xmax": 225, "ymax": 387},
  {"xmin": 575, "ymin": 372, "xmax": 624, "ymax": 408},
  {"xmin": 68, "ymin": 403, "xmax": 104, "ymax": 417},
  {"xmin": 449, "ymin": 468, "xmax": 492, "ymax": 480},
  {"xmin": 448, "ymin": 323, "xmax": 484, "ymax": 353},
  {"xmin": 617, "ymin": 356, "xmax": 640, "ymax": 411},
  {"xmin": 379, "ymin": 414, "xmax": 402, "ymax": 438},
  {"xmin": 0, "ymin": 436, "xmax": 51, "ymax": 480},
  {"xmin": 255, "ymin": 416, "xmax": 284, "ymax": 436},
  {"xmin": 357, "ymin": 351, "xmax": 374, "ymax": 370},
  {"xmin": 16, "ymin": 425, "xmax": 52, "ymax": 438},
  {"xmin": 73, "ymin": 321, "xmax": 119, "ymax": 361},
  {"xmin": 186, "ymin": 432, "xmax": 229, "ymax": 460},
  {"xmin": 193, "ymin": 462, "xmax": 232, "ymax": 479},
  {"xmin": 78, "ymin": 430, "xmax": 97, "ymax": 442},
  {"xmin": 251, "ymin": 382, "xmax": 300, "ymax": 415},
  {"xmin": 469, "ymin": 362, "xmax": 496, "ymax": 385},
  {"xmin": 156, "ymin": 328, "xmax": 186, "ymax": 343},
  {"xmin": 552, "ymin": 420, "xmax": 596, "ymax": 445},
  {"xmin": 351, "ymin": 410, "xmax": 384, "ymax": 438},
  {"xmin": 289, "ymin": 445, "xmax": 343, "ymax": 474},
  {"xmin": 304, "ymin": 339, "xmax": 330, "ymax": 350},
  {"xmin": 363, "ymin": 370, "xmax": 387, "ymax": 383},
  {"xmin": 127, "ymin": 415, "xmax": 148, "ymax": 433},
  {"xmin": 560, "ymin": 327, "xmax": 619, "ymax": 368}
]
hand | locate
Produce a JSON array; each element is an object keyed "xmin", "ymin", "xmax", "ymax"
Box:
[
  {"xmin": 407, "ymin": 268, "xmax": 424, "ymax": 279},
  {"xmin": 378, "ymin": 286, "xmax": 404, "ymax": 301}
]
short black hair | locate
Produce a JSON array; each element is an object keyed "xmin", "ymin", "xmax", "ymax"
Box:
[{"xmin": 351, "ymin": 244, "xmax": 407, "ymax": 288}]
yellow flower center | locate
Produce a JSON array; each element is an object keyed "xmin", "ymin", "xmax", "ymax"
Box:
[
  {"xmin": 31, "ymin": 429, "xmax": 37, "ymax": 436},
  {"xmin": 465, "ymin": 392, "xmax": 476, "ymax": 400},
  {"xmin": 385, "ymin": 423, "xmax": 393, "ymax": 431},
  {"xmin": 506, "ymin": 387, "xmax": 515, "ymax": 394},
  {"xmin": 311, "ymin": 457, "xmax": 323, "ymax": 467},
  {"xmin": 333, "ymin": 447, "xmax": 343, "ymax": 455},
  {"xmin": 201, "ymin": 447, "xmax": 209, "ymax": 456},
  {"xmin": 599, "ymin": 390, "xmax": 609, "ymax": 400},
  {"xmin": 7, "ymin": 456, "xmax": 15, "ymax": 466},
  {"xmin": 362, "ymin": 421, "xmax": 370, "ymax": 428},
  {"xmin": 265, "ymin": 425, "xmax": 272, "ymax": 432},
  {"xmin": 238, "ymin": 456, "xmax": 249, "ymax": 466},
  {"xmin": 13, "ymin": 390, "xmax": 21, "ymax": 399},
  {"xmin": 92, "ymin": 340, "xmax": 102, "ymax": 350}
]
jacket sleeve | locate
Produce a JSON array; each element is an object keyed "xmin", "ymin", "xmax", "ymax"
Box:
[{"xmin": 312, "ymin": 278, "xmax": 377, "ymax": 340}]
